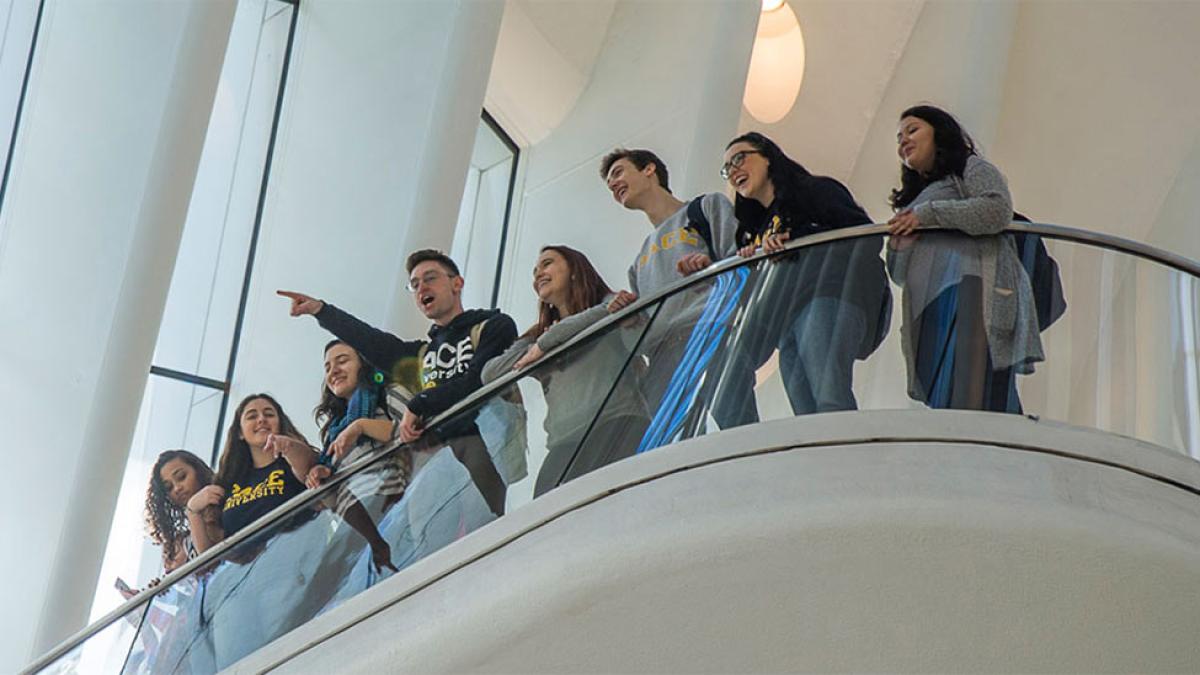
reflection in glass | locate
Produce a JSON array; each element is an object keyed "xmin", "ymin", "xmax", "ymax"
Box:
[{"xmin": 36, "ymin": 601, "xmax": 147, "ymax": 675}]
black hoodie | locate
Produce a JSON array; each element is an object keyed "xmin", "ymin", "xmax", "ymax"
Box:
[{"xmin": 316, "ymin": 304, "xmax": 517, "ymax": 419}]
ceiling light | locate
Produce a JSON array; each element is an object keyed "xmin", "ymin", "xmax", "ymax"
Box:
[
  {"xmin": 743, "ymin": 1, "xmax": 805, "ymax": 123},
  {"xmin": 762, "ymin": 0, "xmax": 785, "ymax": 12}
]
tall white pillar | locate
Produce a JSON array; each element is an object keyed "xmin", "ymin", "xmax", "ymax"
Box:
[
  {"xmin": 847, "ymin": 0, "xmax": 1019, "ymax": 219},
  {"xmin": 227, "ymin": 0, "xmax": 506, "ymax": 429},
  {"xmin": 0, "ymin": 0, "xmax": 235, "ymax": 667},
  {"xmin": 387, "ymin": 0, "xmax": 507, "ymax": 331},
  {"xmin": 676, "ymin": 0, "xmax": 760, "ymax": 199}
]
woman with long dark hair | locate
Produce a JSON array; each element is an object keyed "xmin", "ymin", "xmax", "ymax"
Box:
[
  {"xmin": 308, "ymin": 339, "xmax": 412, "ymax": 496},
  {"xmin": 886, "ymin": 104, "xmax": 1042, "ymax": 412},
  {"xmin": 482, "ymin": 245, "xmax": 650, "ymax": 496},
  {"xmin": 302, "ymin": 339, "xmax": 415, "ymax": 571},
  {"xmin": 722, "ymin": 131, "xmax": 890, "ymax": 414},
  {"xmin": 186, "ymin": 393, "xmax": 317, "ymax": 553},
  {"xmin": 144, "ymin": 449, "xmax": 214, "ymax": 573}
]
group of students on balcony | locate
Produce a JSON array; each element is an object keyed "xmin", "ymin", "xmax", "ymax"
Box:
[{"xmin": 140, "ymin": 103, "xmax": 1052, "ymax": 591}]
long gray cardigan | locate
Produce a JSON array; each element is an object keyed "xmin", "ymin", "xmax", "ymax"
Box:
[{"xmin": 887, "ymin": 155, "xmax": 1044, "ymax": 400}]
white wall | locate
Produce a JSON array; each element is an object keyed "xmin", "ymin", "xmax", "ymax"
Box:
[
  {"xmin": 229, "ymin": 0, "xmax": 503, "ymax": 445},
  {"xmin": 494, "ymin": 0, "xmax": 760, "ymax": 331},
  {"xmin": 844, "ymin": 0, "xmax": 1018, "ymax": 220},
  {"xmin": 0, "ymin": 0, "xmax": 233, "ymax": 667},
  {"xmin": 992, "ymin": 1, "xmax": 1200, "ymax": 257}
]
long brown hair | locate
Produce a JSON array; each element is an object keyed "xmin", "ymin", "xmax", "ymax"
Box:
[
  {"xmin": 314, "ymin": 340, "xmax": 388, "ymax": 443},
  {"xmin": 521, "ymin": 245, "xmax": 613, "ymax": 340},
  {"xmin": 215, "ymin": 393, "xmax": 308, "ymax": 491},
  {"xmin": 144, "ymin": 449, "xmax": 214, "ymax": 563}
]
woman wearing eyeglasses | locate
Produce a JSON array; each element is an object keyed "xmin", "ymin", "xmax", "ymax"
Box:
[{"xmin": 721, "ymin": 132, "xmax": 891, "ymax": 414}]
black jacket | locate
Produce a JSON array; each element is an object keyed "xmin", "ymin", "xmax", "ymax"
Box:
[
  {"xmin": 736, "ymin": 176, "xmax": 891, "ymax": 358},
  {"xmin": 316, "ymin": 304, "xmax": 517, "ymax": 419}
]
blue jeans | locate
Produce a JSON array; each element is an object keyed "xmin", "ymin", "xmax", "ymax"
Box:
[{"xmin": 778, "ymin": 297, "xmax": 867, "ymax": 414}]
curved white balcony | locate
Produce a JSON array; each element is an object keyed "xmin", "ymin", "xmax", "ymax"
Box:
[{"xmin": 26, "ymin": 223, "xmax": 1200, "ymax": 674}]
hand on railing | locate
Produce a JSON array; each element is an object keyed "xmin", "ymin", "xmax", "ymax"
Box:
[
  {"xmin": 887, "ymin": 208, "xmax": 920, "ymax": 236},
  {"xmin": 676, "ymin": 253, "xmax": 711, "ymax": 275},
  {"xmin": 513, "ymin": 343, "xmax": 544, "ymax": 371},
  {"xmin": 607, "ymin": 290, "xmax": 638, "ymax": 312},
  {"xmin": 398, "ymin": 409, "xmax": 425, "ymax": 443},
  {"xmin": 305, "ymin": 465, "xmax": 331, "ymax": 489}
]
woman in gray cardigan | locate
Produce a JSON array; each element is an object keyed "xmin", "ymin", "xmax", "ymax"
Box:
[
  {"xmin": 886, "ymin": 105, "xmax": 1043, "ymax": 412},
  {"xmin": 482, "ymin": 245, "xmax": 650, "ymax": 496}
]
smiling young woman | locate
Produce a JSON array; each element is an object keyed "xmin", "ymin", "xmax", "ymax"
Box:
[
  {"xmin": 186, "ymin": 393, "xmax": 317, "ymax": 553},
  {"xmin": 885, "ymin": 104, "xmax": 1043, "ymax": 413},
  {"xmin": 481, "ymin": 245, "xmax": 652, "ymax": 496},
  {"xmin": 723, "ymin": 131, "xmax": 891, "ymax": 416},
  {"xmin": 144, "ymin": 449, "xmax": 214, "ymax": 573}
]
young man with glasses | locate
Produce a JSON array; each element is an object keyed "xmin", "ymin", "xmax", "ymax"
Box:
[
  {"xmin": 278, "ymin": 249, "xmax": 516, "ymax": 515},
  {"xmin": 597, "ymin": 148, "xmax": 760, "ymax": 441}
]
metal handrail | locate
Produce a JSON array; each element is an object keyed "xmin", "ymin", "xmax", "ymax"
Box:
[{"xmin": 24, "ymin": 221, "xmax": 1200, "ymax": 674}]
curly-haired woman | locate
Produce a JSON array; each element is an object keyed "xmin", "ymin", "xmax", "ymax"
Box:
[{"xmin": 144, "ymin": 449, "xmax": 214, "ymax": 573}]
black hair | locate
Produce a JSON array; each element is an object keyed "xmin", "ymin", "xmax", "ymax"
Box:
[
  {"xmin": 215, "ymin": 393, "xmax": 308, "ymax": 491},
  {"xmin": 888, "ymin": 104, "xmax": 977, "ymax": 210},
  {"xmin": 405, "ymin": 249, "xmax": 460, "ymax": 276},
  {"xmin": 315, "ymin": 340, "xmax": 389, "ymax": 442},
  {"xmin": 144, "ymin": 449, "xmax": 214, "ymax": 564},
  {"xmin": 725, "ymin": 131, "xmax": 815, "ymax": 229},
  {"xmin": 599, "ymin": 148, "xmax": 671, "ymax": 192}
]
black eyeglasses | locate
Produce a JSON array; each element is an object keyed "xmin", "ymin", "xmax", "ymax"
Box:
[
  {"xmin": 406, "ymin": 271, "xmax": 456, "ymax": 293},
  {"xmin": 720, "ymin": 150, "xmax": 762, "ymax": 180}
]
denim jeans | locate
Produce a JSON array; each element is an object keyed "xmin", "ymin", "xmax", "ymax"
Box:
[{"xmin": 778, "ymin": 297, "xmax": 867, "ymax": 414}]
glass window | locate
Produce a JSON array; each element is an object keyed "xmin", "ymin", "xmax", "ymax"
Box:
[
  {"xmin": 451, "ymin": 112, "xmax": 519, "ymax": 309},
  {"xmin": 153, "ymin": 0, "xmax": 295, "ymax": 381},
  {"xmin": 0, "ymin": 0, "xmax": 43, "ymax": 216},
  {"xmin": 89, "ymin": 0, "xmax": 298, "ymax": 620}
]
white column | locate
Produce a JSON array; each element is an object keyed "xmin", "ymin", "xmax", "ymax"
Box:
[
  {"xmin": 387, "ymin": 0, "xmax": 507, "ymax": 330},
  {"xmin": 847, "ymin": 0, "xmax": 1019, "ymax": 218},
  {"xmin": 228, "ymin": 0, "xmax": 506, "ymax": 432},
  {"xmin": 0, "ymin": 0, "xmax": 235, "ymax": 667},
  {"xmin": 676, "ymin": 0, "xmax": 760, "ymax": 199}
]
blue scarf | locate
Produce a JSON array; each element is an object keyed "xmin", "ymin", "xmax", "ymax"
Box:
[{"xmin": 320, "ymin": 385, "xmax": 379, "ymax": 465}]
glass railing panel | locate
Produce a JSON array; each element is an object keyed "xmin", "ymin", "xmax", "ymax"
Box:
[
  {"xmin": 29, "ymin": 223, "xmax": 1200, "ymax": 673},
  {"xmin": 37, "ymin": 601, "xmax": 148, "ymax": 674},
  {"xmin": 650, "ymin": 228, "xmax": 1200, "ymax": 461},
  {"xmin": 492, "ymin": 300, "xmax": 665, "ymax": 506},
  {"xmin": 29, "ymin": 297, "xmax": 668, "ymax": 673},
  {"xmin": 683, "ymin": 234, "xmax": 894, "ymax": 437},
  {"xmin": 1011, "ymin": 234, "xmax": 1200, "ymax": 458},
  {"xmin": 613, "ymin": 268, "xmax": 762, "ymax": 453}
]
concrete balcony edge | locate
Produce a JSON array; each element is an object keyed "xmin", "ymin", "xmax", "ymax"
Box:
[{"xmin": 228, "ymin": 410, "xmax": 1200, "ymax": 673}]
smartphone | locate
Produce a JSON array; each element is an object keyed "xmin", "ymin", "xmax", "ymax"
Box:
[{"xmin": 114, "ymin": 577, "xmax": 136, "ymax": 600}]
